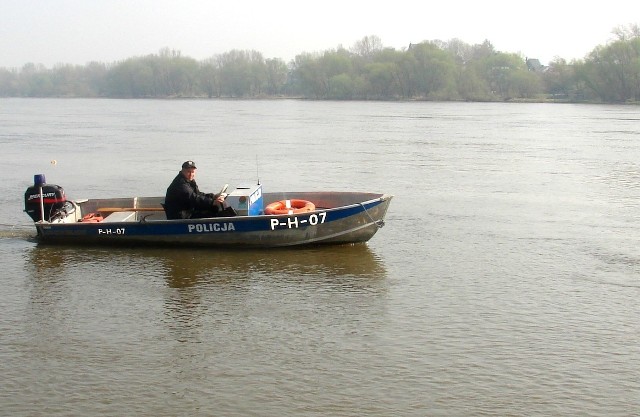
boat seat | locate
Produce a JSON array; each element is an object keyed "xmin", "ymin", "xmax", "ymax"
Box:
[{"xmin": 102, "ymin": 211, "xmax": 136, "ymax": 222}]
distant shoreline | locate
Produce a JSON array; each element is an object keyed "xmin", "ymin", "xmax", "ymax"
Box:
[{"xmin": 2, "ymin": 95, "xmax": 637, "ymax": 105}]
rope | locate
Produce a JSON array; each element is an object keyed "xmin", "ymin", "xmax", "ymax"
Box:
[{"xmin": 360, "ymin": 200, "xmax": 385, "ymax": 228}]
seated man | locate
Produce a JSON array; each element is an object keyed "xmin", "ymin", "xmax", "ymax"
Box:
[{"xmin": 164, "ymin": 160, "xmax": 236, "ymax": 219}]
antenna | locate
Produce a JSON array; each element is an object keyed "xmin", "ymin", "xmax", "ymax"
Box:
[{"xmin": 256, "ymin": 155, "xmax": 260, "ymax": 185}]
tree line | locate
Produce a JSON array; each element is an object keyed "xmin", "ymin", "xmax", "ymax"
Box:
[{"xmin": 1, "ymin": 25, "xmax": 638, "ymax": 103}]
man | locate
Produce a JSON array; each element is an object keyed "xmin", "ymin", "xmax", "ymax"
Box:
[{"xmin": 164, "ymin": 160, "xmax": 235, "ymax": 219}]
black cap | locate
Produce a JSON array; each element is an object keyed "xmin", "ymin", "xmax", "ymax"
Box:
[{"xmin": 182, "ymin": 160, "xmax": 197, "ymax": 169}]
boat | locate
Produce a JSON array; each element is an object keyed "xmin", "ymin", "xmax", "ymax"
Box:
[{"xmin": 23, "ymin": 174, "xmax": 392, "ymax": 248}]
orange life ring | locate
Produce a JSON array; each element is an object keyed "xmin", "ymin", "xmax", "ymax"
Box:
[
  {"xmin": 81, "ymin": 212, "xmax": 104, "ymax": 223},
  {"xmin": 264, "ymin": 199, "xmax": 315, "ymax": 215}
]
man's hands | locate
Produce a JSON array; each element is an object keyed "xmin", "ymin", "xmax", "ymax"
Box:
[{"xmin": 214, "ymin": 184, "xmax": 229, "ymax": 208}]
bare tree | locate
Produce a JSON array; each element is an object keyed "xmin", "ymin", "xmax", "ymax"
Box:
[{"xmin": 351, "ymin": 35, "xmax": 384, "ymax": 58}]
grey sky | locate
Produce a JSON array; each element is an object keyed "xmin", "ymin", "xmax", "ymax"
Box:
[{"xmin": 1, "ymin": 0, "xmax": 637, "ymax": 68}]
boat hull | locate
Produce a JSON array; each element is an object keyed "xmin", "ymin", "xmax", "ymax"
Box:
[{"xmin": 33, "ymin": 192, "xmax": 392, "ymax": 248}]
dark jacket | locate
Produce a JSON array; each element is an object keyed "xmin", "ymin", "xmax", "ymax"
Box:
[{"xmin": 164, "ymin": 172, "xmax": 218, "ymax": 219}]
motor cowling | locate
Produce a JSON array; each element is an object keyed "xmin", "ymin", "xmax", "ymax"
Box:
[{"xmin": 24, "ymin": 174, "xmax": 67, "ymax": 222}]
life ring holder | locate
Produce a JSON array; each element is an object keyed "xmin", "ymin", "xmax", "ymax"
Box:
[{"xmin": 264, "ymin": 199, "xmax": 315, "ymax": 215}]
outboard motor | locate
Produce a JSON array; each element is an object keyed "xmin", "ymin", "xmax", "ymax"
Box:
[{"xmin": 24, "ymin": 174, "xmax": 68, "ymax": 222}]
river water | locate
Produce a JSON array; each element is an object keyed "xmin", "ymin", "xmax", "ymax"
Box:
[{"xmin": 1, "ymin": 99, "xmax": 638, "ymax": 416}]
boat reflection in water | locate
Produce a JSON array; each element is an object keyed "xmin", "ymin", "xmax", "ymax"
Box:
[
  {"xmin": 25, "ymin": 243, "xmax": 388, "ymax": 342},
  {"xmin": 159, "ymin": 244, "xmax": 387, "ymax": 288},
  {"xmin": 27, "ymin": 243, "xmax": 387, "ymax": 288},
  {"xmin": 29, "ymin": 240, "xmax": 385, "ymax": 282}
]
